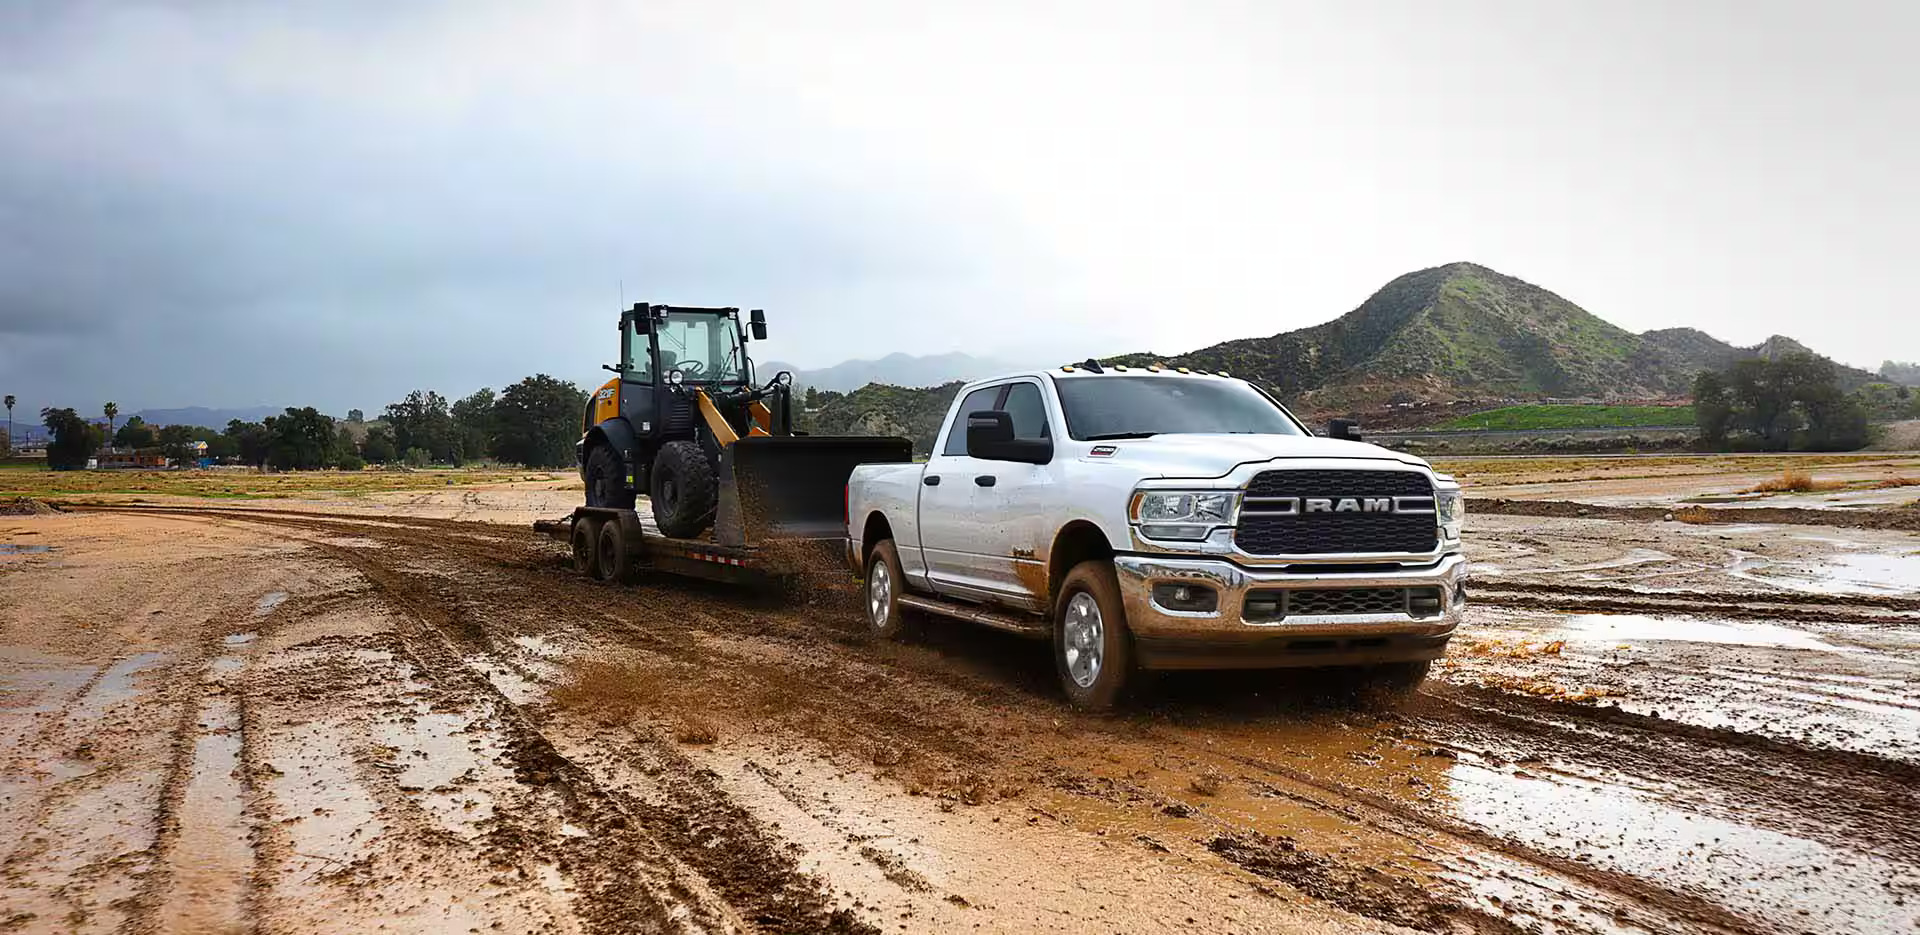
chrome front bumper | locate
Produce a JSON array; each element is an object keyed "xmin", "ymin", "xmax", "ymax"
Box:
[{"xmin": 1113, "ymin": 552, "xmax": 1468, "ymax": 670}]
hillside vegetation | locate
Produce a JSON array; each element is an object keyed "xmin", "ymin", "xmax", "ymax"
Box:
[
  {"xmin": 1110, "ymin": 262, "xmax": 1874, "ymax": 415},
  {"xmin": 1434, "ymin": 404, "xmax": 1697, "ymax": 431}
]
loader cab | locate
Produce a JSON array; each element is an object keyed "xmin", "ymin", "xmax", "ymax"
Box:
[{"xmin": 622, "ymin": 307, "xmax": 754, "ymax": 388}]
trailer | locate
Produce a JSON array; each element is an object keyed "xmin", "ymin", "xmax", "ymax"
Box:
[{"xmin": 536, "ymin": 505, "xmax": 852, "ymax": 587}]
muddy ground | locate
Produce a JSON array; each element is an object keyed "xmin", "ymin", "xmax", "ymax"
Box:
[{"xmin": 3, "ymin": 458, "xmax": 1918, "ymax": 934}]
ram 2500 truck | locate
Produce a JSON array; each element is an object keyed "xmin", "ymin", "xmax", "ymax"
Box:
[{"xmin": 844, "ymin": 363, "xmax": 1467, "ymax": 708}]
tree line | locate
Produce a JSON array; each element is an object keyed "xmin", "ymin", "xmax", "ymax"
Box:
[
  {"xmin": 1693, "ymin": 353, "xmax": 1886, "ymax": 451},
  {"xmin": 34, "ymin": 374, "xmax": 587, "ymax": 472}
]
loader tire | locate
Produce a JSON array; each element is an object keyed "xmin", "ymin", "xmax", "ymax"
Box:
[
  {"xmin": 651, "ymin": 440, "xmax": 717, "ymax": 539},
  {"xmin": 584, "ymin": 444, "xmax": 634, "ymax": 510}
]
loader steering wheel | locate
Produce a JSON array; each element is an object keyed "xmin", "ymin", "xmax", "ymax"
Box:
[{"xmin": 675, "ymin": 360, "xmax": 707, "ymax": 380}]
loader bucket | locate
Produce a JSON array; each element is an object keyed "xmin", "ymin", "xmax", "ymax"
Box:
[{"xmin": 714, "ymin": 434, "xmax": 914, "ymax": 548}]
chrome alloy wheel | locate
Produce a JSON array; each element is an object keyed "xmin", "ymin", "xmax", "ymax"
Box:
[
  {"xmin": 1062, "ymin": 591, "xmax": 1104, "ymax": 689},
  {"xmin": 867, "ymin": 559, "xmax": 893, "ymax": 630}
]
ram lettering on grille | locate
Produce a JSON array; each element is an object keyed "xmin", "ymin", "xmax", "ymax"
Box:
[{"xmin": 1236, "ymin": 470, "xmax": 1437, "ymax": 556}]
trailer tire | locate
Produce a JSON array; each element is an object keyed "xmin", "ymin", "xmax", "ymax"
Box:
[
  {"xmin": 597, "ymin": 517, "xmax": 641, "ymax": 585},
  {"xmin": 571, "ymin": 516, "xmax": 604, "ymax": 579},
  {"xmin": 585, "ymin": 443, "xmax": 635, "ymax": 510},
  {"xmin": 863, "ymin": 540, "xmax": 915, "ymax": 640},
  {"xmin": 1053, "ymin": 561, "xmax": 1134, "ymax": 711},
  {"xmin": 651, "ymin": 440, "xmax": 717, "ymax": 538}
]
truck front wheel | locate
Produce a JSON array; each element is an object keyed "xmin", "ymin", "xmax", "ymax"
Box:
[{"xmin": 1053, "ymin": 561, "xmax": 1134, "ymax": 710}]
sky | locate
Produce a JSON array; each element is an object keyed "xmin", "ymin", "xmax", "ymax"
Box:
[{"xmin": 2, "ymin": 0, "xmax": 1915, "ymax": 420}]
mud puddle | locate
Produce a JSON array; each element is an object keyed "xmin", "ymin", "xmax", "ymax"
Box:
[
  {"xmin": 1447, "ymin": 759, "xmax": 1920, "ymax": 933},
  {"xmin": 1732, "ymin": 551, "xmax": 1920, "ymax": 596},
  {"xmin": 0, "ymin": 543, "xmax": 53, "ymax": 554},
  {"xmin": 1561, "ymin": 613, "xmax": 1851, "ymax": 651}
]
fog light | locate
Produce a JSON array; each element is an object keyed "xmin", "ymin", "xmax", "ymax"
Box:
[
  {"xmin": 1409, "ymin": 588, "xmax": 1443, "ymax": 617},
  {"xmin": 1152, "ymin": 583, "xmax": 1218, "ymax": 613}
]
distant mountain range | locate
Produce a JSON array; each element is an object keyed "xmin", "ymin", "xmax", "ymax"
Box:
[{"xmin": 762, "ymin": 352, "xmax": 1033, "ymax": 393}]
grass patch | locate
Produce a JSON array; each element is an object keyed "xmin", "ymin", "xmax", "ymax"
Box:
[
  {"xmin": 1433, "ymin": 404, "xmax": 1695, "ymax": 432},
  {"xmin": 1869, "ymin": 476, "xmax": 1920, "ymax": 489},
  {"xmin": 1744, "ymin": 469, "xmax": 1844, "ymax": 494},
  {"xmin": 1673, "ymin": 506, "xmax": 1715, "ymax": 524}
]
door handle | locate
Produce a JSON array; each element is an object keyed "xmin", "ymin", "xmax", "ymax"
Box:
[
  {"xmin": 923, "ymin": 475, "xmax": 941, "ymax": 486},
  {"xmin": 974, "ymin": 475, "xmax": 997, "ymax": 487}
]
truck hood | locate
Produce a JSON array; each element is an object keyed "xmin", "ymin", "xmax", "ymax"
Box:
[{"xmin": 1082, "ymin": 433, "xmax": 1433, "ymax": 479}]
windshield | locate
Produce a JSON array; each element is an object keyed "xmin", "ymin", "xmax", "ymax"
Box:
[
  {"xmin": 1055, "ymin": 376, "xmax": 1306, "ymax": 439},
  {"xmin": 654, "ymin": 312, "xmax": 748, "ymax": 383}
]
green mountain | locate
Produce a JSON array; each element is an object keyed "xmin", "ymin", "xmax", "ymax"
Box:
[
  {"xmin": 797, "ymin": 381, "xmax": 963, "ymax": 455},
  {"xmin": 1112, "ymin": 263, "xmax": 1871, "ymax": 411}
]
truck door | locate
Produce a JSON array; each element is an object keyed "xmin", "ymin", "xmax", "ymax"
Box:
[
  {"xmin": 970, "ymin": 381, "xmax": 1057, "ymax": 610},
  {"xmin": 916, "ymin": 385, "xmax": 1007, "ymax": 596}
]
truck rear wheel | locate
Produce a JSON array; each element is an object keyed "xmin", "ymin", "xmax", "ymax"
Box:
[
  {"xmin": 585, "ymin": 444, "xmax": 635, "ymax": 510},
  {"xmin": 863, "ymin": 540, "xmax": 914, "ymax": 640},
  {"xmin": 651, "ymin": 440, "xmax": 717, "ymax": 538},
  {"xmin": 1053, "ymin": 561, "xmax": 1134, "ymax": 710}
]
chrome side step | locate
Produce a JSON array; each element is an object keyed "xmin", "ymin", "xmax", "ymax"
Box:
[{"xmin": 898, "ymin": 595, "xmax": 1050, "ymax": 640}]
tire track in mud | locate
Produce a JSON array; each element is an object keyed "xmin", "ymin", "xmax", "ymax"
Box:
[
  {"xmin": 292, "ymin": 531, "xmax": 875, "ymax": 935},
  {"xmin": 81, "ymin": 504, "xmax": 1920, "ymax": 934}
]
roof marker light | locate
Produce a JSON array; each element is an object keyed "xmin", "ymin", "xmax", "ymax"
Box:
[
  {"xmin": 1176, "ymin": 367, "xmax": 1190, "ymax": 374},
  {"xmin": 1061, "ymin": 365, "xmax": 1076, "ymax": 372}
]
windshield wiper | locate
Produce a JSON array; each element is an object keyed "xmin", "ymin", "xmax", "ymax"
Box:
[{"xmin": 1083, "ymin": 431, "xmax": 1158, "ymax": 440}]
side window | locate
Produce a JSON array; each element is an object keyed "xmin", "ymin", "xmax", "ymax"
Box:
[
  {"xmin": 1001, "ymin": 383, "xmax": 1050, "ymax": 440},
  {"xmin": 624, "ymin": 322, "xmax": 652, "ymax": 381},
  {"xmin": 942, "ymin": 387, "xmax": 1003, "ymax": 456}
]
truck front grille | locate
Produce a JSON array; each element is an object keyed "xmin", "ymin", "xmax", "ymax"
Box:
[{"xmin": 1236, "ymin": 469, "xmax": 1437, "ymax": 556}]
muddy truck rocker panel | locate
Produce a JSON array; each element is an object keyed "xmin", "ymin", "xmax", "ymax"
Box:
[{"xmin": 846, "ymin": 362, "xmax": 1468, "ymax": 708}]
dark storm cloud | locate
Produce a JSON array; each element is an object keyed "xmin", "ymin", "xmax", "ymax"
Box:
[{"xmin": 0, "ymin": 1, "xmax": 1010, "ymax": 416}]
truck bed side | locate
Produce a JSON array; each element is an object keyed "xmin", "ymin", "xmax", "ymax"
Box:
[{"xmin": 846, "ymin": 462, "xmax": 929, "ymax": 582}]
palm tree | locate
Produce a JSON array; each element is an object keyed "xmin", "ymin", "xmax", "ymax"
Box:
[
  {"xmin": 4, "ymin": 395, "xmax": 13, "ymax": 449},
  {"xmin": 104, "ymin": 402, "xmax": 118, "ymax": 449}
]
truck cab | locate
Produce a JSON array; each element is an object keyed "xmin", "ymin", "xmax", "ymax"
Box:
[{"xmin": 846, "ymin": 364, "xmax": 1467, "ymax": 708}]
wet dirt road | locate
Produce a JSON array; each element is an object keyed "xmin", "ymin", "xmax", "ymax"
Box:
[{"xmin": 3, "ymin": 499, "xmax": 1917, "ymax": 934}]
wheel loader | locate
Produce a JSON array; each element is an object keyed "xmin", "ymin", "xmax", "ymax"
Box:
[{"xmin": 537, "ymin": 303, "xmax": 912, "ymax": 584}]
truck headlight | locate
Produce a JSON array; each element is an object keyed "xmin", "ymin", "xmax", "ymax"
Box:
[
  {"xmin": 1435, "ymin": 486, "xmax": 1465, "ymax": 541},
  {"xmin": 1131, "ymin": 490, "xmax": 1238, "ymax": 541}
]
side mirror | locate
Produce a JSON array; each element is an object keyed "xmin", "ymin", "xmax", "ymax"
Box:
[
  {"xmin": 1327, "ymin": 418, "xmax": 1363, "ymax": 442},
  {"xmin": 966, "ymin": 410, "xmax": 1053, "ymax": 464},
  {"xmin": 749, "ymin": 308, "xmax": 768, "ymax": 341}
]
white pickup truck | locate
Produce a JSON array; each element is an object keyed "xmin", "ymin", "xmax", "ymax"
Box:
[{"xmin": 845, "ymin": 363, "xmax": 1467, "ymax": 708}]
